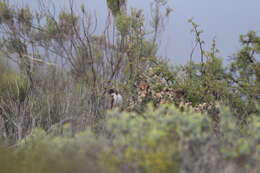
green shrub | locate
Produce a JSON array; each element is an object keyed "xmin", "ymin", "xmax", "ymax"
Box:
[
  {"xmin": 0, "ymin": 1, "xmax": 13, "ymax": 24},
  {"xmin": 0, "ymin": 105, "xmax": 210, "ymax": 173},
  {"xmin": 0, "ymin": 64, "xmax": 28, "ymax": 102},
  {"xmin": 0, "ymin": 104, "xmax": 259, "ymax": 173}
]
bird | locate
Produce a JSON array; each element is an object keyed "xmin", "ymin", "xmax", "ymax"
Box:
[{"xmin": 108, "ymin": 89, "xmax": 123, "ymax": 109}]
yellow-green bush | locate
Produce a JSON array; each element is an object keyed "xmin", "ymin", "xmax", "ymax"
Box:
[
  {"xmin": 0, "ymin": 1, "xmax": 13, "ymax": 24},
  {"xmin": 0, "ymin": 64, "xmax": 28, "ymax": 102},
  {"xmin": 0, "ymin": 105, "xmax": 210, "ymax": 173},
  {"xmin": 0, "ymin": 104, "xmax": 259, "ymax": 173}
]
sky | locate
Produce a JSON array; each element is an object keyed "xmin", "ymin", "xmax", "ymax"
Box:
[{"xmin": 19, "ymin": 0, "xmax": 260, "ymax": 64}]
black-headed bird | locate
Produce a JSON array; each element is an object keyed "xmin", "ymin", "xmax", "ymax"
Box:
[{"xmin": 108, "ymin": 89, "xmax": 123, "ymax": 109}]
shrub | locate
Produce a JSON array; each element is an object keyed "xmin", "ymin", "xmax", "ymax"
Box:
[
  {"xmin": 1, "ymin": 104, "xmax": 260, "ymax": 173},
  {"xmin": 0, "ymin": 64, "xmax": 28, "ymax": 102}
]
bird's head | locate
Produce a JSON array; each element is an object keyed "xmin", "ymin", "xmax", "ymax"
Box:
[{"xmin": 108, "ymin": 89, "xmax": 118, "ymax": 95}]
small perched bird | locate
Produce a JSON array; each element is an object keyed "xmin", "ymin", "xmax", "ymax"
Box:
[{"xmin": 108, "ymin": 89, "xmax": 123, "ymax": 109}]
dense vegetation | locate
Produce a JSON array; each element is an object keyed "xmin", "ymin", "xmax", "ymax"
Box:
[
  {"xmin": 0, "ymin": 0, "xmax": 259, "ymax": 172},
  {"xmin": 1, "ymin": 106, "xmax": 260, "ymax": 173}
]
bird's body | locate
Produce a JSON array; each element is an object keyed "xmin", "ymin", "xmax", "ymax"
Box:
[
  {"xmin": 108, "ymin": 89, "xmax": 123, "ymax": 109},
  {"xmin": 111, "ymin": 93, "xmax": 123, "ymax": 107}
]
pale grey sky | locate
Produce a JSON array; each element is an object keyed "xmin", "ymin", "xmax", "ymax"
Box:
[{"xmin": 18, "ymin": 0, "xmax": 260, "ymax": 64}]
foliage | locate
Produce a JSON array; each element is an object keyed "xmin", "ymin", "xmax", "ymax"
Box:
[
  {"xmin": 0, "ymin": 1, "xmax": 259, "ymax": 172},
  {"xmin": 227, "ymin": 31, "xmax": 260, "ymax": 118},
  {"xmin": 0, "ymin": 1, "xmax": 12, "ymax": 24},
  {"xmin": 0, "ymin": 61, "xmax": 28, "ymax": 102},
  {"xmin": 45, "ymin": 16, "xmax": 59, "ymax": 39},
  {"xmin": 107, "ymin": 0, "xmax": 126, "ymax": 16},
  {"xmin": 116, "ymin": 14, "xmax": 132, "ymax": 37},
  {"xmin": 0, "ymin": 0, "xmax": 158, "ymax": 141},
  {"xmin": 18, "ymin": 6, "xmax": 33, "ymax": 32},
  {"xmin": 58, "ymin": 11, "xmax": 78, "ymax": 36},
  {"xmin": 0, "ymin": 105, "xmax": 260, "ymax": 173}
]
